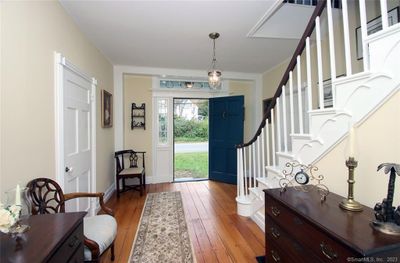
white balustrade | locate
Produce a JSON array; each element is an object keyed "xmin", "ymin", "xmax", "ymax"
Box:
[
  {"xmin": 380, "ymin": 0, "xmax": 388, "ymax": 29},
  {"xmin": 289, "ymin": 71, "xmax": 295, "ymax": 134},
  {"xmin": 276, "ymin": 97, "xmax": 282, "ymax": 152},
  {"xmin": 237, "ymin": 149, "xmax": 239, "ymax": 194},
  {"xmin": 266, "ymin": 121, "xmax": 270, "ymax": 167},
  {"xmin": 282, "ymin": 86, "xmax": 288, "ymax": 152},
  {"xmin": 306, "ymin": 38, "xmax": 312, "ymax": 113},
  {"xmin": 261, "ymin": 127, "xmax": 266, "ymax": 178},
  {"xmin": 252, "ymin": 143, "xmax": 256, "ymax": 187},
  {"xmin": 296, "ymin": 56, "xmax": 303, "ymax": 134},
  {"xmin": 359, "ymin": 0, "xmax": 369, "ymax": 71},
  {"xmin": 244, "ymin": 146, "xmax": 248, "ymax": 195},
  {"xmin": 271, "ymin": 108, "xmax": 276, "ymax": 166},
  {"xmin": 342, "ymin": 0, "xmax": 352, "ymax": 76},
  {"xmin": 257, "ymin": 137, "xmax": 261, "ymax": 182},
  {"xmin": 316, "ymin": 16, "xmax": 324, "ymax": 110},
  {"xmin": 327, "ymin": 0, "xmax": 336, "ymax": 107}
]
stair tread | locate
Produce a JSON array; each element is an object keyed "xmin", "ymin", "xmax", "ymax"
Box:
[
  {"xmin": 249, "ymin": 187, "xmax": 262, "ymax": 196},
  {"xmin": 235, "ymin": 195, "xmax": 253, "ymax": 204},
  {"xmin": 265, "ymin": 165, "xmax": 283, "ymax": 173},
  {"xmin": 256, "ymin": 176, "xmax": 282, "ymax": 189},
  {"xmin": 276, "ymin": 151, "xmax": 294, "ymax": 158},
  {"xmin": 290, "ymin": 133, "xmax": 313, "ymax": 139}
]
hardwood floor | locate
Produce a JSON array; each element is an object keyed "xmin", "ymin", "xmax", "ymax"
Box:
[{"xmin": 100, "ymin": 181, "xmax": 265, "ymax": 263}]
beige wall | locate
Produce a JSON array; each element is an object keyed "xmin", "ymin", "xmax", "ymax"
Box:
[
  {"xmin": 316, "ymin": 91, "xmax": 400, "ymax": 207},
  {"xmin": 228, "ymin": 80, "xmax": 255, "ymax": 142},
  {"xmin": 0, "ymin": 1, "xmax": 114, "ymax": 197},
  {"xmin": 123, "ymin": 75, "xmax": 153, "ymax": 178}
]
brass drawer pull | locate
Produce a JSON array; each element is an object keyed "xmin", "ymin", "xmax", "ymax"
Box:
[
  {"xmin": 271, "ymin": 206, "xmax": 280, "ymax": 217},
  {"xmin": 270, "ymin": 227, "xmax": 280, "ymax": 239},
  {"xmin": 271, "ymin": 250, "xmax": 281, "ymax": 262},
  {"xmin": 320, "ymin": 242, "xmax": 338, "ymax": 260}
]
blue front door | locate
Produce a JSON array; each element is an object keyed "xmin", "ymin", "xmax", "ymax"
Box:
[{"xmin": 209, "ymin": 96, "xmax": 244, "ymax": 184}]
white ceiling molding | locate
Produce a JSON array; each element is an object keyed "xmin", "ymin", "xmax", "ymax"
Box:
[
  {"xmin": 247, "ymin": 0, "xmax": 284, "ymax": 37},
  {"xmin": 248, "ymin": 3, "xmax": 315, "ymax": 40}
]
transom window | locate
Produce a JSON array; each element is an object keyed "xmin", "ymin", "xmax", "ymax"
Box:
[{"xmin": 160, "ymin": 80, "xmax": 210, "ymax": 90}]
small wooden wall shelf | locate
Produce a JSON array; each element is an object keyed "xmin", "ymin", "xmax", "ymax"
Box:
[{"xmin": 131, "ymin": 103, "xmax": 146, "ymax": 130}]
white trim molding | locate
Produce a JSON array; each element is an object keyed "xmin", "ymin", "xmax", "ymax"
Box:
[{"xmin": 54, "ymin": 52, "xmax": 97, "ymax": 215}]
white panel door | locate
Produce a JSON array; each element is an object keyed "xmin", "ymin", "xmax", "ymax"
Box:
[{"xmin": 63, "ymin": 68, "xmax": 92, "ymax": 212}]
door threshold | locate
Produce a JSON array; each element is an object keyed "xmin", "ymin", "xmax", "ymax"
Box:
[{"xmin": 174, "ymin": 178, "xmax": 209, "ymax": 183}]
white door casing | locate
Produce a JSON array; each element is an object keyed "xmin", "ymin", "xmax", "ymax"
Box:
[
  {"xmin": 55, "ymin": 53, "xmax": 97, "ymax": 216},
  {"xmin": 151, "ymin": 77, "xmax": 230, "ymax": 183}
]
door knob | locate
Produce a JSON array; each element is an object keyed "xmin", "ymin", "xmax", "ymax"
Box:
[{"xmin": 65, "ymin": 166, "xmax": 73, "ymax": 173}]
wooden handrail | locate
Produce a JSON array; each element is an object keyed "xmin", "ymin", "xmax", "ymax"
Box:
[{"xmin": 237, "ymin": 0, "xmax": 327, "ymax": 149}]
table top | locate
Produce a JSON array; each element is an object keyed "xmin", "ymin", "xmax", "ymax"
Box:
[{"xmin": 0, "ymin": 212, "xmax": 86, "ymax": 263}]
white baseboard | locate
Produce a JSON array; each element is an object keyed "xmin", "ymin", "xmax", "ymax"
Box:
[
  {"xmin": 250, "ymin": 211, "xmax": 265, "ymax": 233},
  {"xmin": 104, "ymin": 182, "xmax": 115, "ymax": 203},
  {"xmin": 145, "ymin": 176, "xmax": 173, "ymax": 184},
  {"xmin": 95, "ymin": 182, "xmax": 115, "ymax": 214}
]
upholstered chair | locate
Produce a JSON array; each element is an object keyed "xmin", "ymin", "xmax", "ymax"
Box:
[{"xmin": 26, "ymin": 178, "xmax": 116, "ymax": 262}]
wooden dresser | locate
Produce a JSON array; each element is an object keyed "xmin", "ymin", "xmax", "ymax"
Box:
[
  {"xmin": 0, "ymin": 212, "xmax": 86, "ymax": 263},
  {"xmin": 264, "ymin": 188, "xmax": 400, "ymax": 262}
]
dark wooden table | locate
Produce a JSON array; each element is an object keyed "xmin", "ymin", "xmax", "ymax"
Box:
[
  {"xmin": 0, "ymin": 212, "xmax": 86, "ymax": 263},
  {"xmin": 264, "ymin": 187, "xmax": 400, "ymax": 262}
]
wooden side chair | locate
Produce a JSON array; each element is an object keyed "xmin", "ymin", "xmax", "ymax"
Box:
[
  {"xmin": 26, "ymin": 178, "xmax": 116, "ymax": 262},
  {"xmin": 114, "ymin": 150, "xmax": 146, "ymax": 198}
]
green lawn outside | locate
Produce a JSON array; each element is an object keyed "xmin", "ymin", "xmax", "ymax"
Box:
[
  {"xmin": 174, "ymin": 152, "xmax": 208, "ymax": 179},
  {"xmin": 174, "ymin": 136, "xmax": 208, "ymax": 143}
]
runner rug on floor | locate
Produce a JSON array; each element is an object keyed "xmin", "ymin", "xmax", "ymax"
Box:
[{"xmin": 129, "ymin": 191, "xmax": 195, "ymax": 263}]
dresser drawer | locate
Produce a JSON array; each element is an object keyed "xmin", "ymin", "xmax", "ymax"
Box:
[
  {"xmin": 266, "ymin": 240, "xmax": 292, "ymax": 263},
  {"xmin": 266, "ymin": 216, "xmax": 316, "ymax": 263},
  {"xmin": 265, "ymin": 195, "xmax": 357, "ymax": 261},
  {"xmin": 47, "ymin": 222, "xmax": 84, "ymax": 263}
]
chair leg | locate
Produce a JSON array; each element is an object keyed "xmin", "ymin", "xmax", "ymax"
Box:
[
  {"xmin": 116, "ymin": 177, "xmax": 120, "ymax": 198},
  {"xmin": 143, "ymin": 173, "xmax": 146, "ymax": 189},
  {"xmin": 110, "ymin": 242, "xmax": 115, "ymax": 261},
  {"xmin": 139, "ymin": 177, "xmax": 143, "ymax": 196}
]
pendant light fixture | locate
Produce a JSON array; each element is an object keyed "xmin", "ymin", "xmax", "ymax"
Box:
[{"xmin": 208, "ymin": 32, "xmax": 222, "ymax": 89}]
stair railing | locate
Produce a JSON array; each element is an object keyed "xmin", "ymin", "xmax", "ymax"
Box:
[
  {"xmin": 236, "ymin": 0, "xmax": 328, "ymax": 203},
  {"xmin": 235, "ymin": 0, "xmax": 396, "ymax": 206}
]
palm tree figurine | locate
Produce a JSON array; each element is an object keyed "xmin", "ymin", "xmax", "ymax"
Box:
[{"xmin": 372, "ymin": 163, "xmax": 400, "ymax": 235}]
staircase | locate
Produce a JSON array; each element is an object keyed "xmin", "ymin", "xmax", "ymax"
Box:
[{"xmin": 236, "ymin": 0, "xmax": 400, "ymax": 231}]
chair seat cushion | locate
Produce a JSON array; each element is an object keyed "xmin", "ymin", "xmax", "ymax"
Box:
[
  {"xmin": 119, "ymin": 167, "xmax": 144, "ymax": 175},
  {"xmin": 83, "ymin": 214, "xmax": 117, "ymax": 261}
]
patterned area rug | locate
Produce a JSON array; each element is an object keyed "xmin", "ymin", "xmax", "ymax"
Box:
[{"xmin": 129, "ymin": 192, "xmax": 195, "ymax": 263}]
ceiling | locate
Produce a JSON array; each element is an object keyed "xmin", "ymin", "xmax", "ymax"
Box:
[{"xmin": 60, "ymin": 1, "xmax": 304, "ymax": 74}]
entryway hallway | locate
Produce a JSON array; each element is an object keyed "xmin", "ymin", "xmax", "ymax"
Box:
[{"xmin": 101, "ymin": 181, "xmax": 264, "ymax": 263}]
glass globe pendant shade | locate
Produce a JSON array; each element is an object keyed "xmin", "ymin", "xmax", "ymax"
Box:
[
  {"xmin": 207, "ymin": 32, "xmax": 222, "ymax": 90},
  {"xmin": 208, "ymin": 69, "xmax": 222, "ymax": 89}
]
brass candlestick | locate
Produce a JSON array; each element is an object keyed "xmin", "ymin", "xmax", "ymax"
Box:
[{"xmin": 339, "ymin": 157, "xmax": 363, "ymax": 212}]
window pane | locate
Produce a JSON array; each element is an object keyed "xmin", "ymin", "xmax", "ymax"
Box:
[{"xmin": 158, "ymin": 99, "xmax": 168, "ymax": 144}]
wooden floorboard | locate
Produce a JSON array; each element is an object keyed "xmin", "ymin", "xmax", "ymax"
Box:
[{"xmin": 100, "ymin": 181, "xmax": 264, "ymax": 263}]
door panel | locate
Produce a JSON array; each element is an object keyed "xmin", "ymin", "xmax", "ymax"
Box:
[
  {"xmin": 63, "ymin": 68, "xmax": 92, "ymax": 213},
  {"xmin": 209, "ymin": 95, "xmax": 244, "ymax": 184}
]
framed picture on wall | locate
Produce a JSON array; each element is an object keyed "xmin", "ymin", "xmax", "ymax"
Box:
[
  {"xmin": 356, "ymin": 7, "xmax": 399, "ymax": 60},
  {"xmin": 101, "ymin": 90, "xmax": 113, "ymax": 128}
]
